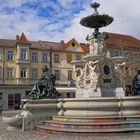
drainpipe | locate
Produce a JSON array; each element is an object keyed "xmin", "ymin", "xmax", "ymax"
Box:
[
  {"xmin": 2, "ymin": 48, "xmax": 5, "ymax": 84},
  {"xmin": 49, "ymin": 48, "xmax": 52, "ymax": 72}
]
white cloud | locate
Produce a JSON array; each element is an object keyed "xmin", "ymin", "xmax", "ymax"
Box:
[
  {"xmin": 64, "ymin": 0, "xmax": 140, "ymax": 42},
  {"xmin": 0, "ymin": 0, "xmax": 139, "ymax": 43},
  {"xmin": 0, "ymin": 0, "xmax": 34, "ymax": 8}
]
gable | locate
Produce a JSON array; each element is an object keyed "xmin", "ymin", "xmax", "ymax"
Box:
[
  {"xmin": 65, "ymin": 43, "xmax": 84, "ymax": 52},
  {"xmin": 17, "ymin": 33, "xmax": 31, "ymax": 45},
  {"xmin": 64, "ymin": 38, "xmax": 85, "ymax": 53}
]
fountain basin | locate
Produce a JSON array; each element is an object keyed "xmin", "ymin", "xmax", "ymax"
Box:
[{"xmin": 80, "ymin": 14, "xmax": 114, "ymax": 29}]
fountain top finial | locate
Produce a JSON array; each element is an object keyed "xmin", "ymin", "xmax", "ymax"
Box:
[{"xmin": 91, "ymin": 2, "xmax": 100, "ymax": 15}]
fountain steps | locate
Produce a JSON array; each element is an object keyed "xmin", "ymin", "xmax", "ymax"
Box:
[
  {"xmin": 37, "ymin": 125, "xmax": 140, "ymax": 133},
  {"xmin": 52, "ymin": 115, "xmax": 140, "ymax": 122},
  {"xmin": 36, "ymin": 115, "xmax": 140, "ymax": 133}
]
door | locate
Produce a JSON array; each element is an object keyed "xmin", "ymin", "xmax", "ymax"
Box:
[
  {"xmin": 15, "ymin": 94, "xmax": 21, "ymax": 109},
  {"xmin": 8, "ymin": 94, "xmax": 21, "ymax": 109},
  {"xmin": 8, "ymin": 94, "xmax": 14, "ymax": 109}
]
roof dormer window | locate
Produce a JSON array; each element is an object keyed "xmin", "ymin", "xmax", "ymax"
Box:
[{"xmin": 72, "ymin": 42, "xmax": 75, "ymax": 47}]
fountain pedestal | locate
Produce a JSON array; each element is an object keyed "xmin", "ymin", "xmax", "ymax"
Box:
[{"xmin": 72, "ymin": 34, "xmax": 126, "ymax": 98}]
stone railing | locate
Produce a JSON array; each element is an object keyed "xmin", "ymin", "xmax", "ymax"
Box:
[
  {"xmin": 23, "ymin": 97, "xmax": 140, "ymax": 117},
  {"xmin": 57, "ymin": 97, "xmax": 140, "ymax": 117},
  {"xmin": 23, "ymin": 99, "xmax": 59, "ymax": 115}
]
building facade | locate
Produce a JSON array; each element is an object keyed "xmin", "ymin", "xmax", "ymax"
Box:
[{"xmin": 0, "ymin": 32, "xmax": 140, "ymax": 110}]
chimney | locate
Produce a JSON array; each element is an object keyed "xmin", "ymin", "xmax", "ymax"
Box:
[
  {"xmin": 60, "ymin": 40, "xmax": 64, "ymax": 44},
  {"xmin": 16, "ymin": 35, "xmax": 20, "ymax": 41}
]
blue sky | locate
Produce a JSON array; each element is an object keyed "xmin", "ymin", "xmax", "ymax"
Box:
[{"xmin": 0, "ymin": 0, "xmax": 140, "ymax": 42}]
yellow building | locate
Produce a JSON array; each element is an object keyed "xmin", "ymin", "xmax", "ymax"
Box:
[
  {"xmin": 0, "ymin": 32, "xmax": 140, "ymax": 110},
  {"xmin": 0, "ymin": 33, "xmax": 86, "ymax": 110}
]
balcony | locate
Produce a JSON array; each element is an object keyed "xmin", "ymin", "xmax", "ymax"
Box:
[
  {"xmin": 16, "ymin": 59, "xmax": 30, "ymax": 64},
  {"xmin": 16, "ymin": 78, "xmax": 30, "ymax": 84}
]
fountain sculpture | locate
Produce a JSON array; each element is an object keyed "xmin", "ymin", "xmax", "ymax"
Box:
[
  {"xmin": 72, "ymin": 2, "xmax": 125, "ymax": 98},
  {"xmin": 27, "ymin": 65, "xmax": 60, "ymax": 99}
]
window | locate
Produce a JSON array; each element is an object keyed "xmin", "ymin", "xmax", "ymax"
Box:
[
  {"xmin": 54, "ymin": 54, "xmax": 59, "ymax": 63},
  {"xmin": 68, "ymin": 70, "xmax": 73, "ymax": 80},
  {"xmin": 67, "ymin": 93, "xmax": 71, "ymax": 98},
  {"xmin": 114, "ymin": 50, "xmax": 120, "ymax": 57},
  {"xmin": 55, "ymin": 70, "xmax": 60, "ymax": 80},
  {"xmin": 0, "ymin": 67, "xmax": 1, "ymax": 78},
  {"xmin": 124, "ymin": 51, "xmax": 129, "ymax": 57},
  {"xmin": 0, "ymin": 93, "xmax": 2, "ymax": 100},
  {"xmin": 32, "ymin": 53, "xmax": 37, "ymax": 62},
  {"xmin": 0, "ymin": 53, "xmax": 2, "ymax": 60},
  {"xmin": 20, "ymin": 50, "xmax": 27, "ymax": 60},
  {"xmin": 67, "ymin": 54, "xmax": 72, "ymax": 63},
  {"xmin": 76, "ymin": 54, "xmax": 81, "ymax": 60},
  {"xmin": 7, "ymin": 51, "xmax": 13, "ymax": 60},
  {"xmin": 20, "ymin": 68, "xmax": 26, "ymax": 78},
  {"xmin": 43, "ymin": 54, "xmax": 48, "ymax": 62},
  {"xmin": 31, "ymin": 69, "xmax": 38, "ymax": 79},
  {"xmin": 7, "ymin": 68, "xmax": 13, "ymax": 79},
  {"xmin": 72, "ymin": 43, "xmax": 75, "ymax": 47},
  {"xmin": 133, "ymin": 52, "xmax": 139, "ymax": 59}
]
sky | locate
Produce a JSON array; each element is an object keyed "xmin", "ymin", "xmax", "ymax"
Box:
[{"xmin": 0, "ymin": 0, "xmax": 140, "ymax": 43}]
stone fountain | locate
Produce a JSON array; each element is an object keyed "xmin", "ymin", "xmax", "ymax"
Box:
[
  {"xmin": 72, "ymin": 2, "xmax": 125, "ymax": 98},
  {"xmin": 3, "ymin": 2, "xmax": 140, "ymax": 133}
]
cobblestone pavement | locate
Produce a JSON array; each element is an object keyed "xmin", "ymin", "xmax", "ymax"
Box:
[{"xmin": 1, "ymin": 110, "xmax": 140, "ymax": 140}]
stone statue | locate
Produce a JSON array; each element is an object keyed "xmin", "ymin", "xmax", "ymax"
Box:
[
  {"xmin": 88, "ymin": 60, "xmax": 99, "ymax": 74},
  {"xmin": 88, "ymin": 60, "xmax": 100, "ymax": 91},
  {"xmin": 86, "ymin": 32, "xmax": 108, "ymax": 56},
  {"xmin": 114, "ymin": 62, "xmax": 126, "ymax": 87},
  {"xmin": 75, "ymin": 67, "xmax": 84, "ymax": 89},
  {"xmin": 85, "ymin": 63, "xmax": 90, "ymax": 79},
  {"xmin": 131, "ymin": 70, "xmax": 140, "ymax": 96},
  {"xmin": 27, "ymin": 65, "xmax": 60, "ymax": 99}
]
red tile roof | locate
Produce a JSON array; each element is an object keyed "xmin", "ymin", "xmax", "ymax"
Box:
[
  {"xmin": 105, "ymin": 32, "xmax": 140, "ymax": 49},
  {"xmin": 0, "ymin": 39, "xmax": 17, "ymax": 47},
  {"xmin": 18, "ymin": 33, "xmax": 30, "ymax": 44},
  {"xmin": 79, "ymin": 32, "xmax": 140, "ymax": 53},
  {"xmin": 80, "ymin": 43, "xmax": 89, "ymax": 52},
  {"xmin": 0, "ymin": 32, "xmax": 140, "ymax": 52}
]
